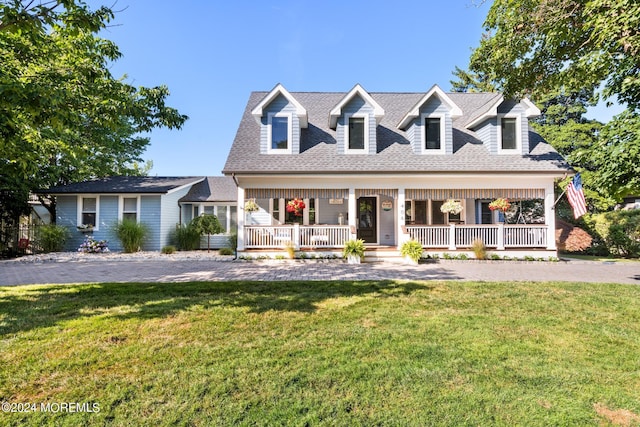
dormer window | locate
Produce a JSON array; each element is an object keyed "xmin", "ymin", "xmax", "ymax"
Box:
[
  {"xmin": 420, "ymin": 113, "xmax": 446, "ymax": 154},
  {"xmin": 498, "ymin": 115, "xmax": 521, "ymax": 153},
  {"xmin": 348, "ymin": 116, "xmax": 366, "ymax": 151},
  {"xmin": 268, "ymin": 113, "xmax": 292, "ymax": 153}
]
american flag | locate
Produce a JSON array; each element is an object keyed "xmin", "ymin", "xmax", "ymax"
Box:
[{"xmin": 567, "ymin": 173, "xmax": 587, "ymax": 219}]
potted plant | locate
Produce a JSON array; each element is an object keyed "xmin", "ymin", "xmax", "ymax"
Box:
[
  {"xmin": 400, "ymin": 239, "xmax": 423, "ymax": 265},
  {"xmin": 489, "ymin": 198, "xmax": 511, "ymax": 213},
  {"xmin": 342, "ymin": 239, "xmax": 365, "ymax": 264},
  {"xmin": 244, "ymin": 198, "xmax": 259, "ymax": 213},
  {"xmin": 286, "ymin": 198, "xmax": 305, "ymax": 217},
  {"xmin": 440, "ymin": 199, "xmax": 463, "ymax": 215}
]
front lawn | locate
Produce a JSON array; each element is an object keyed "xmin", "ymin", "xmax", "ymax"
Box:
[{"xmin": 1, "ymin": 280, "xmax": 639, "ymax": 426}]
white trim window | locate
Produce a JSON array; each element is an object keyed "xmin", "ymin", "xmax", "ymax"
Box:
[
  {"xmin": 421, "ymin": 113, "xmax": 446, "ymax": 154},
  {"xmin": 202, "ymin": 205, "xmax": 236, "ymax": 233},
  {"xmin": 267, "ymin": 112, "xmax": 292, "ymax": 153},
  {"xmin": 345, "ymin": 113, "xmax": 369, "ymax": 153},
  {"xmin": 120, "ymin": 196, "xmax": 140, "ymax": 222},
  {"xmin": 79, "ymin": 196, "xmax": 99, "ymax": 229},
  {"xmin": 497, "ymin": 115, "xmax": 521, "ymax": 153}
]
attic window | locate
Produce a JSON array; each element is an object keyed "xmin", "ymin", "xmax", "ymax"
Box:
[
  {"xmin": 268, "ymin": 113, "xmax": 292, "ymax": 153},
  {"xmin": 345, "ymin": 114, "xmax": 368, "ymax": 153},
  {"xmin": 498, "ymin": 116, "xmax": 521, "ymax": 153},
  {"xmin": 421, "ymin": 113, "xmax": 446, "ymax": 154}
]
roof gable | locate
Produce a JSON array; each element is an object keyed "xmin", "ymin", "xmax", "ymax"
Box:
[
  {"xmin": 397, "ymin": 84, "xmax": 462, "ymax": 130},
  {"xmin": 251, "ymin": 83, "xmax": 308, "ymax": 128},
  {"xmin": 179, "ymin": 177, "xmax": 237, "ymax": 203},
  {"xmin": 329, "ymin": 84, "xmax": 385, "ymax": 129}
]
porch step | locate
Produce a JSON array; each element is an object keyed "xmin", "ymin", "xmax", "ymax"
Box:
[{"xmin": 363, "ymin": 247, "xmax": 403, "ymax": 263}]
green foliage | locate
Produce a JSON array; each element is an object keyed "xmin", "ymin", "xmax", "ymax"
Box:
[
  {"xmin": 170, "ymin": 224, "xmax": 201, "ymax": 251},
  {"xmin": 113, "ymin": 220, "xmax": 148, "ymax": 253},
  {"xmin": 227, "ymin": 233, "xmax": 238, "ymax": 250},
  {"xmin": 191, "ymin": 214, "xmax": 222, "ymax": 252},
  {"xmin": 284, "ymin": 242, "xmax": 295, "ymax": 259},
  {"xmin": 342, "ymin": 239, "xmax": 365, "ymax": 259},
  {"xmin": 584, "ymin": 210, "xmax": 640, "ymax": 258},
  {"xmin": 400, "ymin": 239, "xmax": 423, "ymax": 263},
  {"xmin": 218, "ymin": 247, "xmax": 234, "ymax": 256},
  {"xmin": 161, "ymin": 245, "xmax": 176, "ymax": 254},
  {"xmin": 35, "ymin": 224, "xmax": 70, "ymax": 253},
  {"xmin": 471, "ymin": 239, "xmax": 488, "ymax": 260},
  {"xmin": 0, "ymin": 1, "xmax": 187, "ymax": 222}
]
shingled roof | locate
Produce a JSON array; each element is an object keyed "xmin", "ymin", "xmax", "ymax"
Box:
[
  {"xmin": 223, "ymin": 90, "xmax": 571, "ymax": 175},
  {"xmin": 42, "ymin": 176, "xmax": 204, "ymax": 194},
  {"xmin": 179, "ymin": 177, "xmax": 237, "ymax": 203}
]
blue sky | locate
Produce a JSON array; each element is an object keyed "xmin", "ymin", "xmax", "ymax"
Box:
[{"xmin": 91, "ymin": 0, "xmax": 623, "ymax": 177}]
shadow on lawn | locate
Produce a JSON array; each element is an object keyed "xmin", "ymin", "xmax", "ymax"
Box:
[{"xmin": 0, "ymin": 280, "xmax": 436, "ymax": 336}]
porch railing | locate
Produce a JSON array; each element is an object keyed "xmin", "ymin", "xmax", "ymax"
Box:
[
  {"xmin": 244, "ymin": 225, "xmax": 351, "ymax": 249},
  {"xmin": 406, "ymin": 224, "xmax": 548, "ymax": 250}
]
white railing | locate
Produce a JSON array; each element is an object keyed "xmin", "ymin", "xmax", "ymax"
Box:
[
  {"xmin": 244, "ymin": 225, "xmax": 351, "ymax": 249},
  {"xmin": 406, "ymin": 224, "xmax": 549, "ymax": 250}
]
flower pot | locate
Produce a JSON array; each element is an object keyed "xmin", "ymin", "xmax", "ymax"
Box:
[
  {"xmin": 347, "ymin": 254, "xmax": 361, "ymax": 264},
  {"xmin": 404, "ymin": 255, "xmax": 419, "ymax": 266}
]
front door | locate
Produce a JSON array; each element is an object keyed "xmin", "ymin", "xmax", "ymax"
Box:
[{"xmin": 357, "ymin": 197, "xmax": 377, "ymax": 243}]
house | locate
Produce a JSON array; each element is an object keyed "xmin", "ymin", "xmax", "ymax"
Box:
[
  {"xmin": 42, "ymin": 176, "xmax": 237, "ymax": 251},
  {"xmin": 222, "ymin": 83, "xmax": 572, "ymax": 258}
]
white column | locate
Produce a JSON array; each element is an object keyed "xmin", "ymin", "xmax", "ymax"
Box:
[
  {"xmin": 237, "ymin": 186, "xmax": 245, "ymax": 251},
  {"xmin": 448, "ymin": 224, "xmax": 456, "ymax": 251},
  {"xmin": 497, "ymin": 223, "xmax": 505, "ymax": 250},
  {"xmin": 545, "ymin": 183, "xmax": 557, "ymax": 250},
  {"xmin": 348, "ymin": 187, "xmax": 357, "ymax": 239},
  {"xmin": 397, "ymin": 187, "xmax": 409, "ymax": 246}
]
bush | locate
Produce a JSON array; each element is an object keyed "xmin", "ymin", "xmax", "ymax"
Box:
[
  {"xmin": 162, "ymin": 245, "xmax": 176, "ymax": 254},
  {"xmin": 113, "ymin": 219, "xmax": 149, "ymax": 253},
  {"xmin": 585, "ymin": 210, "xmax": 640, "ymax": 258},
  {"xmin": 171, "ymin": 223, "xmax": 201, "ymax": 251},
  {"xmin": 219, "ymin": 247, "xmax": 234, "ymax": 256},
  {"xmin": 342, "ymin": 239, "xmax": 365, "ymax": 259},
  {"xmin": 471, "ymin": 239, "xmax": 488, "ymax": 260},
  {"xmin": 36, "ymin": 224, "xmax": 70, "ymax": 253}
]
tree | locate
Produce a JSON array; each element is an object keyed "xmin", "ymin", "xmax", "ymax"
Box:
[
  {"xmin": 459, "ymin": 0, "xmax": 640, "ymax": 206},
  {"xmin": 469, "ymin": 0, "xmax": 640, "ymax": 109},
  {"xmin": 191, "ymin": 214, "xmax": 222, "ymax": 252},
  {"xmin": 0, "ymin": 1, "xmax": 188, "ymax": 223}
]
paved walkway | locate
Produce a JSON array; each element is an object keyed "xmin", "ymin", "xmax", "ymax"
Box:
[{"xmin": 1, "ymin": 256, "xmax": 639, "ymax": 286}]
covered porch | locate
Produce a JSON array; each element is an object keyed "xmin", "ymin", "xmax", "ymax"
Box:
[{"xmin": 236, "ymin": 183, "xmax": 557, "ymax": 256}]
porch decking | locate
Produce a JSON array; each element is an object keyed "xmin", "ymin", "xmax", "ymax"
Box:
[{"xmin": 243, "ymin": 223, "xmax": 549, "ymax": 251}]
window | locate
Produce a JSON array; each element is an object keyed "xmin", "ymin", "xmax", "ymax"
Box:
[
  {"xmin": 500, "ymin": 117, "xmax": 518, "ymax": 151},
  {"xmin": 81, "ymin": 197, "xmax": 97, "ymax": 227},
  {"xmin": 308, "ymin": 198, "xmax": 316, "ymax": 224},
  {"xmin": 122, "ymin": 197, "xmax": 138, "ymax": 222},
  {"xmin": 425, "ymin": 117, "xmax": 441, "ymax": 150},
  {"xmin": 347, "ymin": 116, "xmax": 366, "ymax": 151},
  {"xmin": 271, "ymin": 116, "xmax": 289, "ymax": 150},
  {"xmin": 272, "ymin": 199, "xmax": 280, "ymax": 222},
  {"xmin": 431, "ymin": 201, "xmax": 446, "ymax": 225}
]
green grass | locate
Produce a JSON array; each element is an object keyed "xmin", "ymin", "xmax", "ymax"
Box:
[
  {"xmin": 560, "ymin": 253, "xmax": 640, "ymax": 263},
  {"xmin": 1, "ymin": 280, "xmax": 639, "ymax": 426}
]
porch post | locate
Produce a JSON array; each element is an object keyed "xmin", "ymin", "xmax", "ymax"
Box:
[
  {"xmin": 545, "ymin": 183, "xmax": 557, "ymax": 250},
  {"xmin": 348, "ymin": 187, "xmax": 357, "ymax": 239},
  {"xmin": 237, "ymin": 186, "xmax": 245, "ymax": 251},
  {"xmin": 497, "ymin": 223, "xmax": 505, "ymax": 250},
  {"xmin": 397, "ymin": 187, "xmax": 409, "ymax": 245},
  {"xmin": 448, "ymin": 224, "xmax": 456, "ymax": 251}
]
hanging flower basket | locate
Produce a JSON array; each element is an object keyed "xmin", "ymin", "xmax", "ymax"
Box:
[
  {"xmin": 440, "ymin": 199, "xmax": 463, "ymax": 215},
  {"xmin": 286, "ymin": 198, "xmax": 305, "ymax": 217},
  {"xmin": 489, "ymin": 198, "xmax": 511, "ymax": 213},
  {"xmin": 244, "ymin": 198, "xmax": 259, "ymax": 213}
]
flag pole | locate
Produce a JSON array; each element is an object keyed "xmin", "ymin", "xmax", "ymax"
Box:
[{"xmin": 552, "ymin": 173, "xmax": 569, "ymax": 209}]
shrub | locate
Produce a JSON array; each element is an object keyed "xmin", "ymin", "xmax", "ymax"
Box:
[
  {"xmin": 113, "ymin": 219, "xmax": 149, "ymax": 253},
  {"xmin": 161, "ymin": 245, "xmax": 176, "ymax": 254},
  {"xmin": 36, "ymin": 224, "xmax": 70, "ymax": 253},
  {"xmin": 284, "ymin": 242, "xmax": 295, "ymax": 259},
  {"xmin": 585, "ymin": 210, "xmax": 640, "ymax": 258},
  {"xmin": 219, "ymin": 247, "xmax": 234, "ymax": 256},
  {"xmin": 471, "ymin": 239, "xmax": 488, "ymax": 260},
  {"xmin": 400, "ymin": 239, "xmax": 423, "ymax": 263},
  {"xmin": 171, "ymin": 224, "xmax": 201, "ymax": 251},
  {"xmin": 191, "ymin": 214, "xmax": 222, "ymax": 252},
  {"xmin": 228, "ymin": 233, "xmax": 238, "ymax": 250}
]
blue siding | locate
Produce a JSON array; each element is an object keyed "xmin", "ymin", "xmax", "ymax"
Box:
[
  {"xmin": 337, "ymin": 96, "xmax": 376, "ymax": 154},
  {"xmin": 413, "ymin": 98, "xmax": 453, "ymax": 154},
  {"xmin": 95, "ymin": 196, "xmax": 119, "ymax": 250},
  {"xmin": 56, "ymin": 196, "xmax": 83, "ymax": 251},
  {"xmin": 259, "ymin": 94, "xmax": 301, "ymax": 154},
  {"xmin": 318, "ymin": 199, "xmax": 347, "ymax": 224},
  {"xmin": 159, "ymin": 185, "xmax": 194, "ymax": 248},
  {"xmin": 140, "ymin": 195, "xmax": 161, "ymax": 250},
  {"xmin": 378, "ymin": 195, "xmax": 395, "ymax": 245},
  {"xmin": 476, "ymin": 119, "xmax": 497, "ymax": 154}
]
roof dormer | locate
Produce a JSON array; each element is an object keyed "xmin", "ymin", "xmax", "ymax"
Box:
[
  {"xmin": 251, "ymin": 84, "xmax": 307, "ymax": 154},
  {"xmin": 329, "ymin": 84, "xmax": 384, "ymax": 155},
  {"xmin": 397, "ymin": 85, "xmax": 462, "ymax": 155}
]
